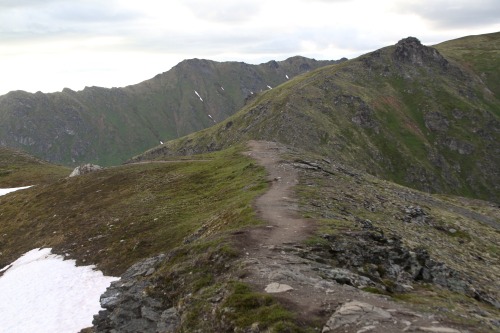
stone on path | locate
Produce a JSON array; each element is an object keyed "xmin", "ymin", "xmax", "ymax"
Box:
[
  {"xmin": 322, "ymin": 300, "xmax": 392, "ymax": 332},
  {"xmin": 264, "ymin": 282, "xmax": 294, "ymax": 293},
  {"xmin": 416, "ymin": 327, "xmax": 461, "ymax": 333}
]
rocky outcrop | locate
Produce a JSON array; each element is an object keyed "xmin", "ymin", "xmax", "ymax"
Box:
[
  {"xmin": 310, "ymin": 231, "xmax": 499, "ymax": 308},
  {"xmin": 93, "ymin": 254, "xmax": 180, "ymax": 333},
  {"xmin": 69, "ymin": 164, "xmax": 103, "ymax": 177},
  {"xmin": 393, "ymin": 37, "xmax": 449, "ymax": 69}
]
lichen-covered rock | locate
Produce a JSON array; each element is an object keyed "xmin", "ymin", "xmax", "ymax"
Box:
[{"xmin": 69, "ymin": 164, "xmax": 103, "ymax": 177}]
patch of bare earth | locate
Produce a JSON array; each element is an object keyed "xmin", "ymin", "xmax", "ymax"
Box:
[{"xmin": 233, "ymin": 140, "xmax": 469, "ymax": 333}]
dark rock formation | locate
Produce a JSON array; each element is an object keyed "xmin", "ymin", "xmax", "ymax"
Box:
[
  {"xmin": 93, "ymin": 254, "xmax": 180, "ymax": 333},
  {"xmin": 311, "ymin": 231, "xmax": 499, "ymax": 308},
  {"xmin": 393, "ymin": 37, "xmax": 449, "ymax": 69}
]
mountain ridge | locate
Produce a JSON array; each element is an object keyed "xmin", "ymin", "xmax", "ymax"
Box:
[
  {"xmin": 0, "ymin": 56, "xmax": 340, "ymax": 166},
  {"xmin": 133, "ymin": 33, "xmax": 500, "ymax": 202},
  {"xmin": 1, "ymin": 32, "xmax": 499, "ymax": 332}
]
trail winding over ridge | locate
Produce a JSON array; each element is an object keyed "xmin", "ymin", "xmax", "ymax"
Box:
[{"xmin": 235, "ymin": 140, "xmax": 467, "ymax": 333}]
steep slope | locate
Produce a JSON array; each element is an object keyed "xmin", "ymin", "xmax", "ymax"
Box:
[
  {"xmin": 0, "ymin": 56, "xmax": 339, "ymax": 166},
  {"xmin": 0, "ymin": 147, "xmax": 69, "ymax": 187},
  {"xmin": 435, "ymin": 32, "xmax": 500, "ymax": 99},
  {"xmin": 135, "ymin": 34, "xmax": 500, "ymax": 202}
]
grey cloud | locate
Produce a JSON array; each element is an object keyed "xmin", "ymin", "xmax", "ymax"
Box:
[
  {"xmin": 121, "ymin": 25, "xmax": 374, "ymax": 61},
  {"xmin": 0, "ymin": 0, "xmax": 63, "ymax": 8},
  {"xmin": 127, "ymin": 30, "xmax": 298, "ymax": 55},
  {"xmin": 301, "ymin": 0, "xmax": 352, "ymax": 2},
  {"xmin": 0, "ymin": 1, "xmax": 141, "ymax": 42},
  {"xmin": 395, "ymin": 0, "xmax": 500, "ymax": 28},
  {"xmin": 182, "ymin": 0, "xmax": 262, "ymax": 23},
  {"xmin": 49, "ymin": 1, "xmax": 139, "ymax": 23}
]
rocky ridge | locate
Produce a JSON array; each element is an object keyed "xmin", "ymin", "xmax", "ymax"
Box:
[
  {"xmin": 0, "ymin": 56, "xmax": 339, "ymax": 166},
  {"xmin": 132, "ymin": 35, "xmax": 500, "ymax": 203}
]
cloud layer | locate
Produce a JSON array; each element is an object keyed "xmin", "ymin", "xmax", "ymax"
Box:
[{"xmin": 0, "ymin": 0, "xmax": 498, "ymax": 95}]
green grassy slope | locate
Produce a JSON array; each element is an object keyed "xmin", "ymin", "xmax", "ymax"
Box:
[
  {"xmin": 0, "ymin": 145, "xmax": 267, "ymax": 275},
  {"xmin": 0, "ymin": 57, "xmax": 337, "ymax": 166},
  {"xmin": 0, "ymin": 146, "xmax": 312, "ymax": 331},
  {"xmin": 435, "ymin": 32, "xmax": 500, "ymax": 100},
  {"xmin": 0, "ymin": 147, "xmax": 69, "ymax": 187},
  {"xmin": 1, "ymin": 144, "xmax": 498, "ymax": 331},
  {"xmin": 135, "ymin": 34, "xmax": 500, "ymax": 202}
]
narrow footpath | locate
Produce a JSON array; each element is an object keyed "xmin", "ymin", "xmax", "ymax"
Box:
[{"xmin": 235, "ymin": 140, "xmax": 466, "ymax": 333}]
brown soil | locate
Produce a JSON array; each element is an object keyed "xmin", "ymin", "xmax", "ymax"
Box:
[
  {"xmin": 245, "ymin": 140, "xmax": 315, "ymax": 246},
  {"xmin": 233, "ymin": 140, "xmax": 471, "ymax": 333}
]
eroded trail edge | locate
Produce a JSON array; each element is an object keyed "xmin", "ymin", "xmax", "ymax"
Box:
[{"xmin": 238, "ymin": 140, "xmax": 466, "ymax": 333}]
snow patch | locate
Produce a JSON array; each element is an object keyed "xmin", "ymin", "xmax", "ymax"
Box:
[
  {"xmin": 267, "ymin": 85, "xmax": 272, "ymax": 89},
  {"xmin": 0, "ymin": 186, "xmax": 32, "ymax": 197},
  {"xmin": 0, "ymin": 248, "xmax": 119, "ymax": 333},
  {"xmin": 208, "ymin": 114, "xmax": 213, "ymax": 119},
  {"xmin": 220, "ymin": 86, "xmax": 225, "ymax": 91},
  {"xmin": 194, "ymin": 90, "xmax": 203, "ymax": 102},
  {"xmin": 286, "ymin": 74, "xmax": 289, "ymax": 79}
]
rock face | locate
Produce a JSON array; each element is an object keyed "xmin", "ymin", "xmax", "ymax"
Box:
[
  {"xmin": 69, "ymin": 164, "xmax": 103, "ymax": 177},
  {"xmin": 393, "ymin": 37, "xmax": 449, "ymax": 69},
  {"xmin": 93, "ymin": 254, "xmax": 180, "ymax": 333},
  {"xmin": 322, "ymin": 301, "xmax": 392, "ymax": 332}
]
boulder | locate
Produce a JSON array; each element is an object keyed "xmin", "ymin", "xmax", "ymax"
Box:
[{"xmin": 69, "ymin": 163, "xmax": 103, "ymax": 177}]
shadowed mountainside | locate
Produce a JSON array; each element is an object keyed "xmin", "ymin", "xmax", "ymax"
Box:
[{"xmin": 0, "ymin": 56, "xmax": 339, "ymax": 166}]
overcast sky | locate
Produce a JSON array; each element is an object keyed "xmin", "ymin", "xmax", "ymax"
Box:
[{"xmin": 1, "ymin": 0, "xmax": 499, "ymax": 95}]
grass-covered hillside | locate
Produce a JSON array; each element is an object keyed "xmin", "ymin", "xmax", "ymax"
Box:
[
  {"xmin": 0, "ymin": 147, "xmax": 69, "ymax": 187},
  {"xmin": 1, "ymin": 144, "xmax": 498, "ymax": 332},
  {"xmin": 435, "ymin": 32, "xmax": 500, "ymax": 98},
  {"xmin": 135, "ymin": 33, "xmax": 500, "ymax": 203},
  {"xmin": 0, "ymin": 146, "xmax": 267, "ymax": 275},
  {"xmin": 0, "ymin": 56, "xmax": 338, "ymax": 166}
]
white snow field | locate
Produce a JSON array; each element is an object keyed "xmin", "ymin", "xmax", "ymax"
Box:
[
  {"xmin": 0, "ymin": 188, "xmax": 119, "ymax": 333},
  {"xmin": 0, "ymin": 186, "xmax": 32, "ymax": 196}
]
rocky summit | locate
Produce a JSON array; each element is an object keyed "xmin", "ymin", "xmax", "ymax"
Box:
[{"xmin": 0, "ymin": 32, "xmax": 499, "ymax": 333}]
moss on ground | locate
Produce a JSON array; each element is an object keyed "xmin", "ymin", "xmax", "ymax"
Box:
[
  {"xmin": 0, "ymin": 145, "xmax": 267, "ymax": 275},
  {"xmin": 0, "ymin": 147, "xmax": 70, "ymax": 187}
]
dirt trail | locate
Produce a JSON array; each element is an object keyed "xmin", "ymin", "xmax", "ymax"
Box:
[
  {"xmin": 245, "ymin": 140, "xmax": 313, "ymax": 245},
  {"xmin": 236, "ymin": 140, "xmax": 468, "ymax": 333}
]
